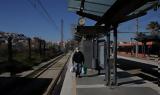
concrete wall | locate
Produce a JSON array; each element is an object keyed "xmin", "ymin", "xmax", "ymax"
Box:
[
  {"xmin": 80, "ymin": 39, "xmax": 93, "ymax": 68},
  {"xmin": 79, "ymin": 39, "xmax": 105, "ymax": 69},
  {"xmin": 99, "ymin": 43, "xmax": 104, "ymax": 68}
]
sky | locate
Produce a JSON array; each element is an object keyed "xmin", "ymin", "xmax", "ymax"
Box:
[
  {"xmin": 0, "ymin": 0, "xmax": 159, "ymax": 42},
  {"xmin": 0, "ymin": 0, "xmax": 80, "ymax": 42},
  {"xmin": 118, "ymin": 8, "xmax": 160, "ymax": 41}
]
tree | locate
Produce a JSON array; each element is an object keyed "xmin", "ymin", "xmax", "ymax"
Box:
[
  {"xmin": 147, "ymin": 21, "xmax": 160, "ymax": 35},
  {"xmin": 135, "ymin": 32, "xmax": 146, "ymax": 38}
]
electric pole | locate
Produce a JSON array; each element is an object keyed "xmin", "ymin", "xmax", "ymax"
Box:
[
  {"xmin": 61, "ymin": 19, "xmax": 64, "ymax": 44},
  {"xmin": 136, "ymin": 18, "xmax": 139, "ymax": 57}
]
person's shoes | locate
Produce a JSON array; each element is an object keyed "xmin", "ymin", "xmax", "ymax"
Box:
[{"xmin": 78, "ymin": 75, "xmax": 82, "ymax": 78}]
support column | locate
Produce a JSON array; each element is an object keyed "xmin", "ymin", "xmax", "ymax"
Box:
[
  {"xmin": 104, "ymin": 41, "xmax": 107, "ymax": 79},
  {"xmin": 141, "ymin": 42, "xmax": 144, "ymax": 57},
  {"xmin": 92, "ymin": 39, "xmax": 95, "ymax": 69},
  {"xmin": 130, "ymin": 38, "xmax": 133, "ymax": 56},
  {"xmin": 113, "ymin": 25, "xmax": 118, "ymax": 85},
  {"xmin": 136, "ymin": 42, "xmax": 139, "ymax": 57},
  {"xmin": 144, "ymin": 42, "xmax": 146, "ymax": 57},
  {"xmin": 96, "ymin": 36, "xmax": 100, "ymax": 75},
  {"xmin": 93, "ymin": 39, "xmax": 95, "ymax": 58},
  {"xmin": 105, "ymin": 31, "xmax": 110, "ymax": 85}
]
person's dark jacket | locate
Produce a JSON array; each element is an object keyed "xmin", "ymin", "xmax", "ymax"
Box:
[{"xmin": 72, "ymin": 51, "xmax": 84, "ymax": 63}]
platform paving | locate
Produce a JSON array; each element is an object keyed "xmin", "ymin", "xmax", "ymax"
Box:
[
  {"xmin": 60, "ymin": 53, "xmax": 160, "ymax": 95},
  {"xmin": 118, "ymin": 55, "xmax": 157, "ymax": 66},
  {"xmin": 76, "ymin": 69, "xmax": 160, "ymax": 95}
]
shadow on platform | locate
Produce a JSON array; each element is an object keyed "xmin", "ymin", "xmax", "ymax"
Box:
[
  {"xmin": 77, "ymin": 87, "xmax": 160, "ymax": 95},
  {"xmin": 82, "ymin": 74, "xmax": 99, "ymax": 77},
  {"xmin": 117, "ymin": 71, "xmax": 146, "ymax": 86},
  {"xmin": 117, "ymin": 58, "xmax": 158, "ymax": 84},
  {"xmin": 117, "ymin": 58, "xmax": 157, "ymax": 73},
  {"xmin": 0, "ymin": 77, "xmax": 52, "ymax": 95}
]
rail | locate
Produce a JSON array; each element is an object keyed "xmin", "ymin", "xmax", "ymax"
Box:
[
  {"xmin": 46, "ymin": 53, "xmax": 71, "ymax": 95},
  {"xmin": 25, "ymin": 54, "xmax": 64, "ymax": 78}
]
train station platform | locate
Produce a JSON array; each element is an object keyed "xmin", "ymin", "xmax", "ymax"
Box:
[
  {"xmin": 60, "ymin": 53, "xmax": 160, "ymax": 95},
  {"xmin": 118, "ymin": 55, "xmax": 157, "ymax": 67}
]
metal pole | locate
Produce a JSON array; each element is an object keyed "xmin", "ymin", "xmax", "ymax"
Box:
[
  {"xmin": 92, "ymin": 39, "xmax": 95, "ymax": 69},
  {"xmin": 130, "ymin": 38, "xmax": 133, "ymax": 56},
  {"xmin": 106, "ymin": 31, "xmax": 110, "ymax": 85},
  {"xmin": 43, "ymin": 40, "xmax": 46, "ymax": 56},
  {"xmin": 8, "ymin": 36, "xmax": 15, "ymax": 76},
  {"xmin": 39, "ymin": 40, "xmax": 42, "ymax": 56},
  {"xmin": 96, "ymin": 36, "xmax": 100, "ymax": 75},
  {"xmin": 104, "ymin": 40, "xmax": 107, "ymax": 81},
  {"xmin": 143, "ymin": 42, "xmax": 146, "ymax": 57},
  {"xmin": 136, "ymin": 18, "xmax": 139, "ymax": 57},
  {"xmin": 8, "ymin": 36, "xmax": 12, "ymax": 61},
  {"xmin": 142, "ymin": 42, "xmax": 144, "ymax": 57},
  {"xmin": 113, "ymin": 25, "xmax": 118, "ymax": 85},
  {"xmin": 28, "ymin": 38, "xmax": 31, "ymax": 59},
  {"xmin": 61, "ymin": 19, "xmax": 64, "ymax": 44},
  {"xmin": 93, "ymin": 39, "xmax": 95, "ymax": 58}
]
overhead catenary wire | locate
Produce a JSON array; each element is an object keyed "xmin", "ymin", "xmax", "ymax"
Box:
[
  {"xmin": 27, "ymin": 0, "xmax": 51, "ymax": 24},
  {"xmin": 36, "ymin": 0, "xmax": 59, "ymax": 30},
  {"xmin": 26, "ymin": 0, "xmax": 59, "ymax": 31},
  {"xmin": 26, "ymin": 0, "xmax": 51, "ymax": 38}
]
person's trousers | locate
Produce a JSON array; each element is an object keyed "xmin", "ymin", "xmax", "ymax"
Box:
[{"xmin": 76, "ymin": 63, "xmax": 82, "ymax": 76}]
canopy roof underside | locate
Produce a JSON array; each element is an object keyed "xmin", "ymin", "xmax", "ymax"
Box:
[{"xmin": 68, "ymin": 0, "xmax": 158, "ymax": 25}]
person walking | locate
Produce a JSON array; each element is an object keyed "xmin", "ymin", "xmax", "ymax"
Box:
[{"xmin": 72, "ymin": 47, "xmax": 84, "ymax": 78}]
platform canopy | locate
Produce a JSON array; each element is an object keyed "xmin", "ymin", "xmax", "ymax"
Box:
[
  {"xmin": 68, "ymin": 0, "xmax": 116, "ymax": 17},
  {"xmin": 68, "ymin": 0, "xmax": 158, "ymax": 26}
]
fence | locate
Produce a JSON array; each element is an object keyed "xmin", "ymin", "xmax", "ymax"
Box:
[{"xmin": 0, "ymin": 37, "xmax": 62, "ymax": 75}]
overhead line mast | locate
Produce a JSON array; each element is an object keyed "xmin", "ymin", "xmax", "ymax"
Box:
[{"xmin": 61, "ymin": 19, "xmax": 64, "ymax": 44}]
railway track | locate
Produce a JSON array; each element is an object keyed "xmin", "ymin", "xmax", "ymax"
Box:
[
  {"xmin": 25, "ymin": 54, "xmax": 64, "ymax": 78},
  {"xmin": 0, "ymin": 53, "xmax": 71, "ymax": 95}
]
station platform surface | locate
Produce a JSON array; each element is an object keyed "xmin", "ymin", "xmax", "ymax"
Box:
[
  {"xmin": 118, "ymin": 55, "xmax": 157, "ymax": 66},
  {"xmin": 76, "ymin": 69, "xmax": 159, "ymax": 95},
  {"xmin": 60, "ymin": 54, "xmax": 160, "ymax": 95}
]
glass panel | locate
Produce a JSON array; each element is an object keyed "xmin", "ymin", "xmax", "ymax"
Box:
[
  {"xmin": 129, "ymin": 1, "xmax": 157, "ymax": 15},
  {"xmin": 68, "ymin": 0, "xmax": 81, "ymax": 12},
  {"xmin": 86, "ymin": 0, "xmax": 116, "ymax": 6},
  {"xmin": 83, "ymin": 2, "xmax": 110, "ymax": 16},
  {"xmin": 68, "ymin": 0, "xmax": 117, "ymax": 16}
]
